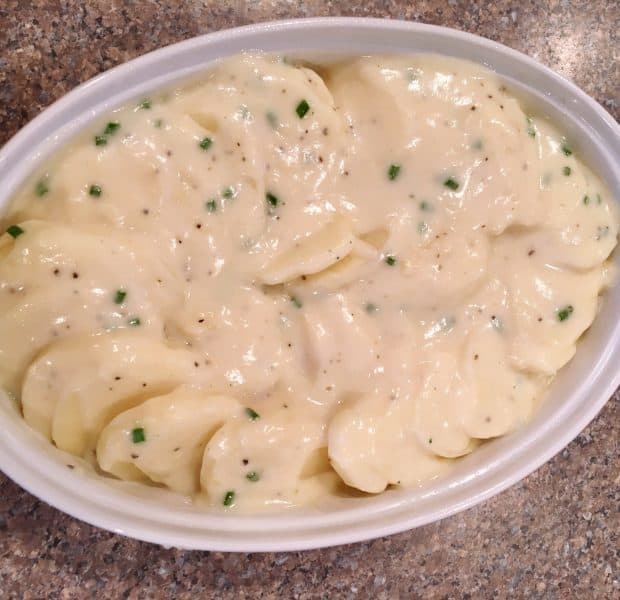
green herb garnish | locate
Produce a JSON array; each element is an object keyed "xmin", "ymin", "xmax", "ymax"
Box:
[
  {"xmin": 89, "ymin": 184, "xmax": 102, "ymax": 197},
  {"xmin": 417, "ymin": 222, "xmax": 428, "ymax": 234},
  {"xmin": 583, "ymin": 195, "xmax": 590, "ymax": 205},
  {"xmin": 557, "ymin": 305, "xmax": 574, "ymax": 322},
  {"xmin": 384, "ymin": 255, "xmax": 396, "ymax": 266},
  {"xmin": 153, "ymin": 119, "xmax": 163, "ymax": 128},
  {"xmin": 266, "ymin": 111, "xmax": 278, "ymax": 128},
  {"xmin": 419, "ymin": 201, "xmax": 432, "ymax": 211},
  {"xmin": 290, "ymin": 295, "xmax": 303, "ymax": 308},
  {"xmin": 365, "ymin": 302, "xmax": 378, "ymax": 313},
  {"xmin": 563, "ymin": 166, "xmax": 571, "ymax": 176},
  {"xmin": 526, "ymin": 116, "xmax": 536, "ymax": 138},
  {"xmin": 138, "ymin": 98, "xmax": 152, "ymax": 110},
  {"xmin": 114, "ymin": 289, "xmax": 127, "ymax": 304},
  {"xmin": 266, "ymin": 192, "xmax": 278, "ymax": 207},
  {"xmin": 35, "ymin": 179, "xmax": 49, "ymax": 197},
  {"xmin": 206, "ymin": 199, "xmax": 217, "ymax": 212},
  {"xmin": 443, "ymin": 177, "xmax": 459, "ymax": 191},
  {"xmin": 562, "ymin": 144, "xmax": 572, "ymax": 156},
  {"xmin": 6, "ymin": 225, "xmax": 24, "ymax": 239},
  {"xmin": 223, "ymin": 490, "xmax": 235, "ymax": 506},
  {"xmin": 296, "ymin": 99, "xmax": 310, "ymax": 119},
  {"xmin": 245, "ymin": 407, "xmax": 260, "ymax": 421},
  {"xmin": 104, "ymin": 121, "xmax": 121, "ymax": 135},
  {"xmin": 199, "ymin": 137, "xmax": 213, "ymax": 151},
  {"xmin": 222, "ymin": 186, "xmax": 235, "ymax": 200},
  {"xmin": 128, "ymin": 316, "xmax": 141, "ymax": 326},
  {"xmin": 388, "ymin": 164, "xmax": 401, "ymax": 181},
  {"xmin": 94, "ymin": 121, "xmax": 121, "ymax": 146},
  {"xmin": 131, "ymin": 427, "xmax": 146, "ymax": 443},
  {"xmin": 246, "ymin": 471, "xmax": 260, "ymax": 482}
]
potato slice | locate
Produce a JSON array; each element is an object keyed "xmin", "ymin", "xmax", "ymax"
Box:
[
  {"xmin": 201, "ymin": 409, "xmax": 326, "ymax": 509},
  {"xmin": 492, "ymin": 233, "xmax": 608, "ymax": 374},
  {"xmin": 21, "ymin": 332, "xmax": 198, "ymax": 456},
  {"xmin": 413, "ymin": 353, "xmax": 477, "ymax": 458},
  {"xmin": 462, "ymin": 327, "xmax": 543, "ymax": 438},
  {"xmin": 97, "ymin": 387, "xmax": 239, "ymax": 494},
  {"xmin": 329, "ymin": 394, "xmax": 445, "ymax": 494},
  {"xmin": 261, "ymin": 216, "xmax": 355, "ymax": 285}
]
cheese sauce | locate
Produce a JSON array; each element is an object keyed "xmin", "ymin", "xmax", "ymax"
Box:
[{"xmin": 0, "ymin": 54, "xmax": 617, "ymax": 511}]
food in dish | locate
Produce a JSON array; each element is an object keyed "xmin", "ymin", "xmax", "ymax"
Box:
[{"xmin": 1, "ymin": 53, "xmax": 617, "ymax": 511}]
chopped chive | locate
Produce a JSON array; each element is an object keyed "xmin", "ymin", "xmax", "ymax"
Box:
[
  {"xmin": 206, "ymin": 199, "xmax": 217, "ymax": 212},
  {"xmin": 154, "ymin": 118, "xmax": 163, "ymax": 128},
  {"xmin": 6, "ymin": 225, "xmax": 24, "ymax": 239},
  {"xmin": 596, "ymin": 193, "xmax": 602, "ymax": 205},
  {"xmin": 245, "ymin": 407, "xmax": 260, "ymax": 421},
  {"xmin": 246, "ymin": 471, "xmax": 260, "ymax": 482},
  {"xmin": 557, "ymin": 305, "xmax": 574, "ymax": 322},
  {"xmin": 428, "ymin": 438, "xmax": 433, "ymax": 444},
  {"xmin": 443, "ymin": 177, "xmax": 459, "ymax": 191},
  {"xmin": 290, "ymin": 295, "xmax": 303, "ymax": 308},
  {"xmin": 563, "ymin": 166, "xmax": 571, "ymax": 176},
  {"xmin": 266, "ymin": 111, "xmax": 278, "ymax": 128},
  {"xmin": 295, "ymin": 99, "xmax": 310, "ymax": 119},
  {"xmin": 562, "ymin": 144, "xmax": 572, "ymax": 156},
  {"xmin": 471, "ymin": 139, "xmax": 483, "ymax": 150},
  {"xmin": 583, "ymin": 195, "xmax": 590, "ymax": 205},
  {"xmin": 223, "ymin": 490, "xmax": 235, "ymax": 506},
  {"xmin": 526, "ymin": 116, "xmax": 536, "ymax": 138},
  {"xmin": 128, "ymin": 316, "xmax": 141, "ymax": 326},
  {"xmin": 419, "ymin": 201, "xmax": 433, "ymax": 211},
  {"xmin": 365, "ymin": 302, "xmax": 378, "ymax": 313},
  {"xmin": 35, "ymin": 179, "xmax": 49, "ymax": 197},
  {"xmin": 94, "ymin": 120, "xmax": 120, "ymax": 146},
  {"xmin": 138, "ymin": 98, "xmax": 152, "ymax": 110},
  {"xmin": 222, "ymin": 186, "xmax": 235, "ymax": 199},
  {"xmin": 388, "ymin": 163, "xmax": 401, "ymax": 181},
  {"xmin": 385, "ymin": 255, "xmax": 396, "ymax": 266},
  {"xmin": 114, "ymin": 289, "xmax": 127, "ymax": 304},
  {"xmin": 104, "ymin": 121, "xmax": 121, "ymax": 135},
  {"xmin": 89, "ymin": 184, "xmax": 102, "ymax": 197},
  {"xmin": 266, "ymin": 192, "xmax": 278, "ymax": 207},
  {"xmin": 199, "ymin": 137, "xmax": 213, "ymax": 151},
  {"xmin": 131, "ymin": 427, "xmax": 146, "ymax": 443}
]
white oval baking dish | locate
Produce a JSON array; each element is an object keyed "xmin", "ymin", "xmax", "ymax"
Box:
[{"xmin": 0, "ymin": 18, "xmax": 618, "ymax": 552}]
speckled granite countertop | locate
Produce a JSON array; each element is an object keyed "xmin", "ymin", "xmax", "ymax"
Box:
[{"xmin": 0, "ymin": 1, "xmax": 618, "ymax": 598}]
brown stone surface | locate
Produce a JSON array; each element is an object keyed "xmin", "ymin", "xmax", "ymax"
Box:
[{"xmin": 0, "ymin": 1, "xmax": 618, "ymax": 598}]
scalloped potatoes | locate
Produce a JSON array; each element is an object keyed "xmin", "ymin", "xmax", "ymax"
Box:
[{"xmin": 1, "ymin": 53, "xmax": 617, "ymax": 510}]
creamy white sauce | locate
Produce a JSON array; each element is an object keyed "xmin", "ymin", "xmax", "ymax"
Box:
[{"xmin": 0, "ymin": 53, "xmax": 617, "ymax": 511}]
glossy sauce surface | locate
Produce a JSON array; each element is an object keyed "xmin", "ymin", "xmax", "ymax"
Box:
[{"xmin": 0, "ymin": 54, "xmax": 617, "ymax": 511}]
